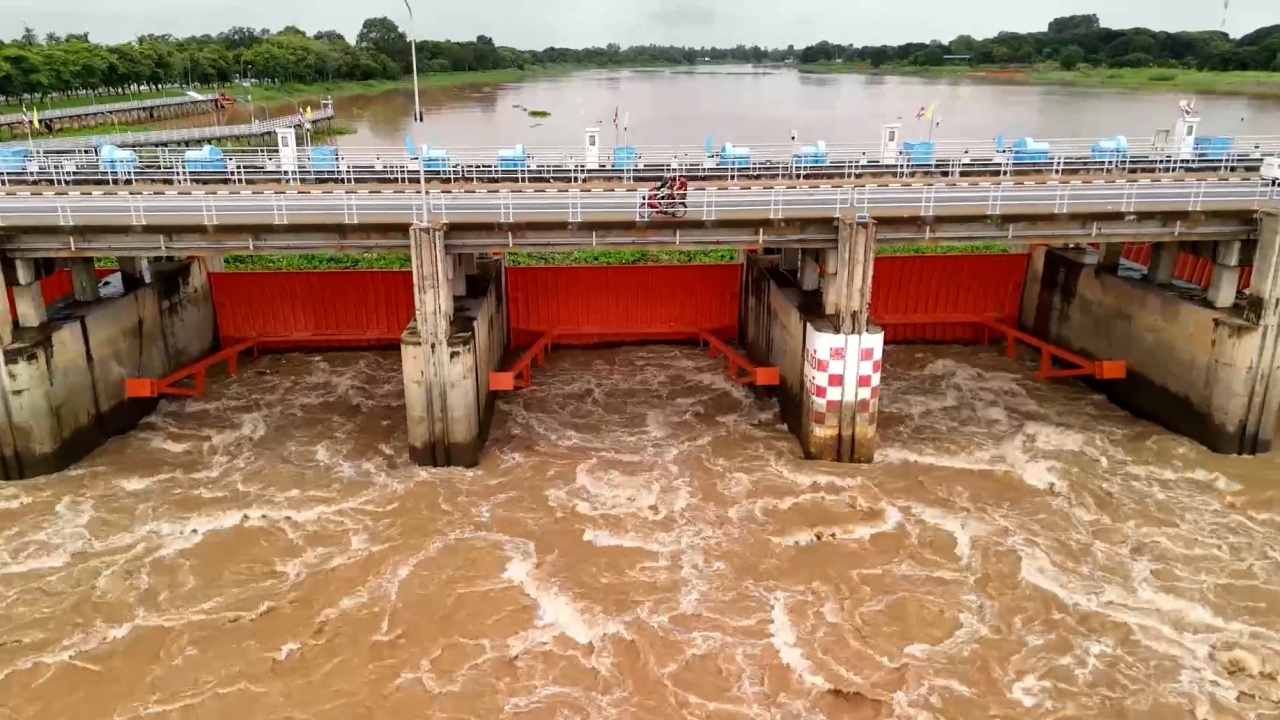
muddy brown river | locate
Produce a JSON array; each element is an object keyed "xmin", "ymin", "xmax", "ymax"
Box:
[
  {"xmin": 206, "ymin": 67, "xmax": 1280, "ymax": 149},
  {"xmin": 2, "ymin": 344, "xmax": 1278, "ymax": 719}
]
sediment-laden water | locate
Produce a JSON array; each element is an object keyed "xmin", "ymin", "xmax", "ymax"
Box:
[{"xmin": 1, "ymin": 345, "xmax": 1278, "ymax": 719}]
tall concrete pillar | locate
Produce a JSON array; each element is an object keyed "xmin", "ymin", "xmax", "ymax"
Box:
[
  {"xmin": 798, "ymin": 250, "xmax": 822, "ymax": 291},
  {"xmin": 3, "ymin": 259, "xmax": 47, "ymax": 329},
  {"xmin": 805, "ymin": 215, "xmax": 882, "ymax": 463},
  {"xmin": 1206, "ymin": 240, "xmax": 1248, "ymax": 309},
  {"xmin": 69, "ymin": 258, "xmax": 100, "ymax": 302},
  {"xmin": 402, "ymin": 223, "xmax": 487, "ymax": 467},
  {"xmin": 118, "ymin": 257, "xmax": 152, "ymax": 292},
  {"xmin": 1098, "ymin": 242, "xmax": 1124, "ymax": 276},
  {"xmin": 1241, "ymin": 212, "xmax": 1280, "ymax": 453},
  {"xmin": 1147, "ymin": 242, "xmax": 1181, "ymax": 285},
  {"xmin": 0, "ymin": 266, "xmax": 12, "ymax": 347}
]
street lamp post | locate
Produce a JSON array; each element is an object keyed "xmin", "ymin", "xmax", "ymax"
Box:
[
  {"xmin": 406, "ymin": 1, "xmax": 422, "ymax": 123},
  {"xmin": 405, "ymin": 0, "xmax": 427, "ymax": 222}
]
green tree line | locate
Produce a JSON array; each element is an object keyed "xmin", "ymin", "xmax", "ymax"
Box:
[
  {"xmin": 0, "ymin": 18, "xmax": 792, "ymax": 105},
  {"xmin": 798, "ymin": 14, "xmax": 1280, "ymax": 72}
]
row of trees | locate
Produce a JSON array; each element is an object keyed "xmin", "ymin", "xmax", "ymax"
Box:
[
  {"xmin": 0, "ymin": 18, "xmax": 797, "ymax": 105},
  {"xmin": 4, "ymin": 15, "xmax": 1279, "ymax": 104},
  {"xmin": 797, "ymin": 15, "xmax": 1280, "ymax": 72}
]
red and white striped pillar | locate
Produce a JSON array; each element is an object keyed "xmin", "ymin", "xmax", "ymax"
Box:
[{"xmin": 802, "ymin": 323, "xmax": 883, "ymax": 463}]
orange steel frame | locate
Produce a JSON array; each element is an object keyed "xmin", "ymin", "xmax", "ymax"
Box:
[
  {"xmin": 124, "ymin": 340, "xmax": 260, "ymax": 399},
  {"xmin": 875, "ymin": 315, "xmax": 1127, "ymax": 381},
  {"xmin": 490, "ymin": 329, "xmax": 779, "ymax": 391}
]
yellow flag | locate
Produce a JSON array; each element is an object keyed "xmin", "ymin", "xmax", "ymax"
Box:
[
  {"xmin": 31, "ymin": 108, "xmax": 37, "ymax": 124},
  {"xmin": 305, "ymin": 106, "xmax": 312, "ymax": 120},
  {"xmin": 923, "ymin": 102, "xmax": 938, "ymax": 122}
]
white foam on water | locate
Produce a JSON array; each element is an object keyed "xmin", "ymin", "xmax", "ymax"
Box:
[
  {"xmin": 768, "ymin": 595, "xmax": 830, "ymax": 689},
  {"xmin": 502, "ymin": 554, "xmax": 622, "ymax": 647},
  {"xmin": 771, "ymin": 504, "xmax": 903, "ymax": 547}
]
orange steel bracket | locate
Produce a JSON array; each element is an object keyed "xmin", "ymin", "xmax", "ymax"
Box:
[
  {"xmin": 980, "ymin": 318, "xmax": 1126, "ymax": 381},
  {"xmin": 124, "ymin": 340, "xmax": 260, "ymax": 399},
  {"xmin": 489, "ymin": 329, "xmax": 779, "ymax": 391},
  {"xmin": 697, "ymin": 330, "xmax": 780, "ymax": 386},
  {"xmin": 490, "ymin": 331, "xmax": 555, "ymax": 391},
  {"xmin": 875, "ymin": 314, "xmax": 1126, "ymax": 381}
]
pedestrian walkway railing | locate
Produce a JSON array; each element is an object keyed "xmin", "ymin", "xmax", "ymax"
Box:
[
  {"xmin": 0, "ymin": 94, "xmax": 215, "ymax": 127},
  {"xmin": 0, "ymin": 108, "xmax": 334, "ymax": 151},
  {"xmin": 0, "ymin": 138, "xmax": 1276, "ymax": 186}
]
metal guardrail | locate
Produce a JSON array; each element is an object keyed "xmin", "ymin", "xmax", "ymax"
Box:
[
  {"xmin": 0, "ymin": 108, "xmax": 334, "ymax": 151},
  {"xmin": 0, "ymin": 180, "xmax": 1274, "ymax": 230},
  {"xmin": 0, "ymin": 94, "xmax": 215, "ymax": 126},
  {"xmin": 0, "ymin": 135, "xmax": 1274, "ymax": 187}
]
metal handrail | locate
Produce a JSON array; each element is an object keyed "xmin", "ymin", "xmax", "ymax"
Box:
[
  {"xmin": 0, "ymin": 147, "xmax": 1274, "ymax": 185},
  {"xmin": 0, "ymin": 180, "xmax": 1273, "ymax": 229},
  {"xmin": 0, "ymin": 108, "xmax": 334, "ymax": 151},
  {"xmin": 0, "ymin": 94, "xmax": 217, "ymax": 126}
]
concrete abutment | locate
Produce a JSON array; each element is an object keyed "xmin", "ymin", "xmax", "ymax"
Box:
[
  {"xmin": 1021, "ymin": 213, "xmax": 1280, "ymax": 456},
  {"xmin": 0, "ymin": 258, "xmax": 217, "ymax": 479}
]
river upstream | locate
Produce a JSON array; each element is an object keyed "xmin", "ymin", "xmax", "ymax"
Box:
[
  {"xmin": 217, "ymin": 67, "xmax": 1280, "ymax": 148},
  {"xmin": 1, "ymin": 343, "xmax": 1278, "ymax": 719}
]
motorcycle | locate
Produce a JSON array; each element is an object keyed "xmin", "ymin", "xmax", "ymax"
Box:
[{"xmin": 638, "ymin": 181, "xmax": 689, "ymax": 219}]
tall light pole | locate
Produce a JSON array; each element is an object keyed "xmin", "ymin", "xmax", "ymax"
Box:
[
  {"xmin": 405, "ymin": 0, "xmax": 427, "ymax": 223},
  {"xmin": 406, "ymin": 0, "xmax": 422, "ymax": 123}
]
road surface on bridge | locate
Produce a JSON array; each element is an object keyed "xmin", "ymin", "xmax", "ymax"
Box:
[
  {"xmin": 0, "ymin": 180, "xmax": 1273, "ymax": 231},
  {"xmin": 0, "ymin": 171, "xmax": 1257, "ymax": 196}
]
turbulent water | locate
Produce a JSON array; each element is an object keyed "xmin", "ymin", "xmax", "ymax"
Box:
[{"xmin": 1, "ymin": 345, "xmax": 1279, "ymax": 720}]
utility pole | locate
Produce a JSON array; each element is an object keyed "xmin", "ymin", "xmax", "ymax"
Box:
[{"xmin": 406, "ymin": 0, "xmax": 423, "ymax": 123}]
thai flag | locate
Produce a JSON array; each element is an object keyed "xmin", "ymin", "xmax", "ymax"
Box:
[
  {"xmin": 20, "ymin": 108, "xmax": 30, "ymax": 128},
  {"xmin": 613, "ymin": 106, "xmax": 618, "ymax": 128},
  {"xmin": 915, "ymin": 105, "xmax": 926, "ymax": 120}
]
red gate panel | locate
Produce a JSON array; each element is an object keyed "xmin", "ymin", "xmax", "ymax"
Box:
[
  {"xmin": 209, "ymin": 270, "xmax": 414, "ymax": 349},
  {"xmin": 871, "ymin": 254, "xmax": 1030, "ymax": 343},
  {"xmin": 6, "ymin": 268, "xmax": 116, "ymax": 320},
  {"xmin": 1121, "ymin": 243, "xmax": 1252, "ymax": 291},
  {"xmin": 505, "ymin": 264, "xmax": 741, "ymax": 347}
]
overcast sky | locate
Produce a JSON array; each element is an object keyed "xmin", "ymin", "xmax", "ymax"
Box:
[{"xmin": 2, "ymin": 0, "xmax": 1272, "ymax": 47}]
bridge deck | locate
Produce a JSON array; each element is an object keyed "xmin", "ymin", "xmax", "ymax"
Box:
[{"xmin": 0, "ymin": 172, "xmax": 1256, "ymax": 196}]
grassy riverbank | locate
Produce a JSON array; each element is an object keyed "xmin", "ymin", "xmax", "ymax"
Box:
[
  {"xmin": 797, "ymin": 62, "xmax": 1280, "ymax": 97},
  {"xmin": 1, "ymin": 67, "xmax": 577, "ymax": 116}
]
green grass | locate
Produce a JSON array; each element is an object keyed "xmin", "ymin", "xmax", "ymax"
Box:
[
  {"xmin": 877, "ymin": 243, "xmax": 1008, "ymax": 255},
  {"xmin": 0, "ymin": 67, "xmax": 577, "ymax": 116},
  {"xmin": 797, "ymin": 62, "xmax": 1280, "ymax": 97},
  {"xmin": 506, "ymin": 249, "xmax": 738, "ymax": 266},
  {"xmin": 199, "ymin": 246, "xmax": 1003, "ymax": 270}
]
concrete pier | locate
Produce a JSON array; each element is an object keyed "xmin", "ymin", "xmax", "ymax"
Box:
[
  {"xmin": 402, "ymin": 224, "xmax": 506, "ymax": 467},
  {"xmin": 739, "ymin": 214, "xmax": 882, "ymax": 463},
  {"xmin": 0, "ymin": 259, "xmax": 216, "ymax": 479},
  {"xmin": 1021, "ymin": 220, "xmax": 1280, "ymax": 455}
]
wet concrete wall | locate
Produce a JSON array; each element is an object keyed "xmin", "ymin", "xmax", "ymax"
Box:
[
  {"xmin": 0, "ymin": 260, "xmax": 217, "ymax": 479},
  {"xmin": 1022, "ymin": 246, "xmax": 1279, "ymax": 455},
  {"xmin": 740, "ymin": 253, "xmax": 807, "ymax": 447},
  {"xmin": 401, "ymin": 257, "xmax": 506, "ymax": 468}
]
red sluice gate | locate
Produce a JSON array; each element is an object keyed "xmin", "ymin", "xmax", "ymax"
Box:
[
  {"xmin": 496, "ymin": 263, "xmax": 778, "ymax": 388},
  {"xmin": 209, "ymin": 270, "xmax": 415, "ymax": 350},
  {"xmin": 126, "ymin": 248, "xmax": 1230, "ymax": 398}
]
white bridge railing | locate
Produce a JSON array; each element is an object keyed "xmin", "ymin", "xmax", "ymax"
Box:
[
  {"xmin": 0, "ymin": 94, "xmax": 216, "ymax": 127},
  {"xmin": 2, "ymin": 132, "xmax": 1279, "ymax": 186},
  {"xmin": 0, "ymin": 180, "xmax": 1274, "ymax": 229}
]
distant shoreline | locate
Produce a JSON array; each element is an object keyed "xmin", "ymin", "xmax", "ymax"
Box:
[{"xmin": 796, "ymin": 63, "xmax": 1280, "ymax": 98}]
